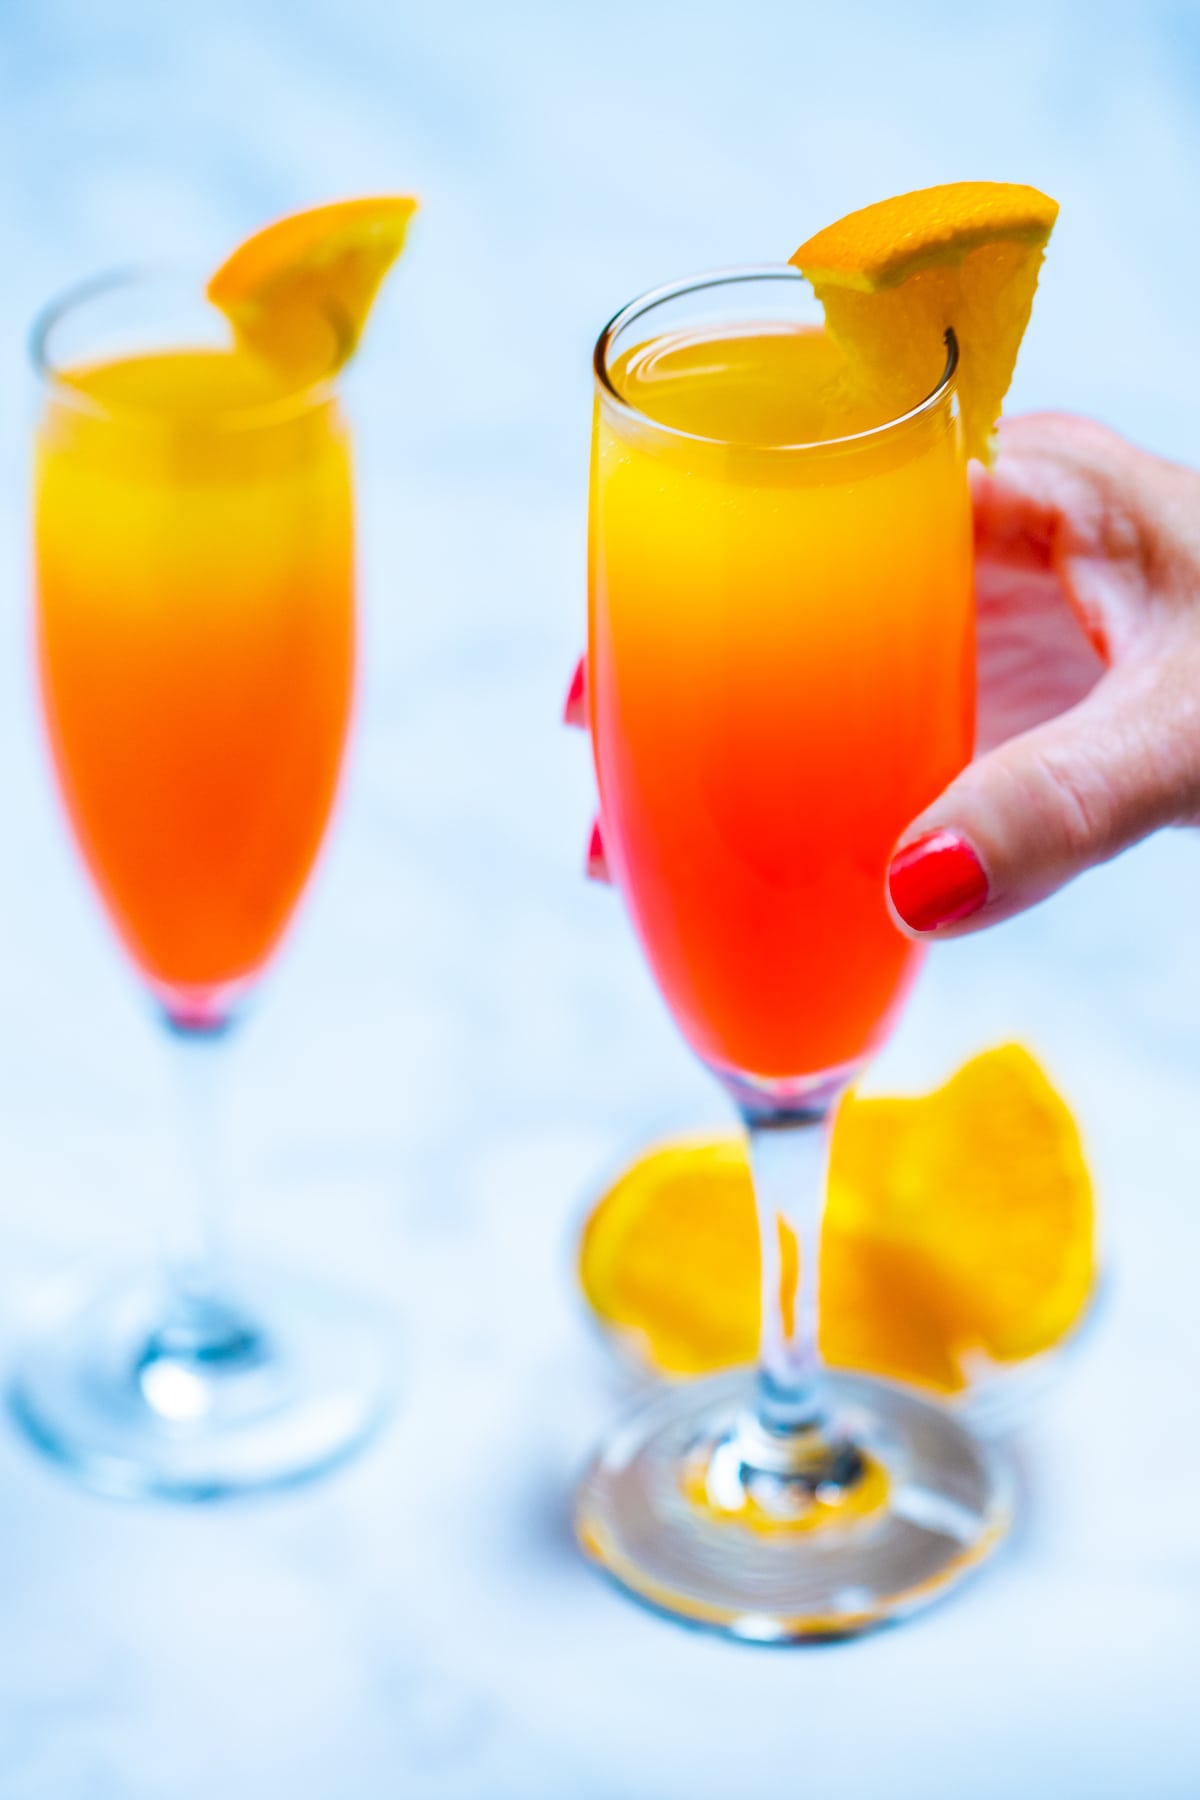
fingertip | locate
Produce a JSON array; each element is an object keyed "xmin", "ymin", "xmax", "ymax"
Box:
[
  {"xmin": 886, "ymin": 828, "xmax": 990, "ymax": 936},
  {"xmin": 585, "ymin": 815, "xmax": 611, "ymax": 883},
  {"xmin": 563, "ymin": 654, "xmax": 588, "ymax": 729}
]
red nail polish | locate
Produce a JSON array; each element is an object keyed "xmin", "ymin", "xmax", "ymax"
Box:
[
  {"xmin": 887, "ymin": 829, "xmax": 988, "ymax": 932},
  {"xmin": 585, "ymin": 816, "xmax": 611, "ymax": 884},
  {"xmin": 563, "ymin": 654, "xmax": 588, "ymax": 729}
]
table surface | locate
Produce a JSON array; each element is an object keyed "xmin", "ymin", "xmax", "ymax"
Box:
[{"xmin": 2, "ymin": 2, "xmax": 1200, "ymax": 1794}]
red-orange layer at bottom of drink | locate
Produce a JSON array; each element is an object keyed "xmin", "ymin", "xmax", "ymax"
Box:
[{"xmin": 589, "ymin": 323, "xmax": 974, "ymax": 1080}]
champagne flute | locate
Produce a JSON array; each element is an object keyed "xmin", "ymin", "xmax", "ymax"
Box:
[{"xmin": 576, "ymin": 268, "xmax": 1010, "ymax": 1639}]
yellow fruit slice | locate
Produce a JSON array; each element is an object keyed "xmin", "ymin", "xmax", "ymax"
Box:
[
  {"xmin": 819, "ymin": 1222, "xmax": 966, "ymax": 1393},
  {"xmin": 579, "ymin": 1045, "xmax": 1094, "ymax": 1393},
  {"xmin": 832, "ymin": 1044, "xmax": 1095, "ymax": 1363},
  {"xmin": 579, "ymin": 1138, "xmax": 767, "ymax": 1376},
  {"xmin": 791, "ymin": 182, "xmax": 1058, "ymax": 463},
  {"xmin": 207, "ymin": 196, "xmax": 418, "ymax": 374}
]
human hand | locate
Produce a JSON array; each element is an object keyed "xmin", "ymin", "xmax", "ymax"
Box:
[
  {"xmin": 568, "ymin": 413, "xmax": 1200, "ymax": 923},
  {"xmin": 887, "ymin": 412, "xmax": 1200, "ymax": 935}
]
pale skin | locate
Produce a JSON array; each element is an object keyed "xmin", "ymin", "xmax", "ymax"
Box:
[
  {"xmin": 572, "ymin": 410, "xmax": 1200, "ymax": 924},
  {"xmin": 891, "ymin": 411, "xmax": 1200, "ymax": 934}
]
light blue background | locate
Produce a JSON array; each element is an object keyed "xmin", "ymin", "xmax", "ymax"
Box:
[{"xmin": 2, "ymin": 2, "xmax": 1200, "ymax": 1794}]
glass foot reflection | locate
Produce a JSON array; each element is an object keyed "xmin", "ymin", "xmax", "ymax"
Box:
[
  {"xmin": 576, "ymin": 1369, "xmax": 1011, "ymax": 1642},
  {"xmin": 10, "ymin": 1262, "xmax": 391, "ymax": 1501}
]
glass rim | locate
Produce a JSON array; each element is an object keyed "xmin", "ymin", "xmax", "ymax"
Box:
[
  {"xmin": 593, "ymin": 264, "xmax": 958, "ymax": 453},
  {"xmin": 30, "ymin": 265, "xmax": 347, "ymax": 430}
]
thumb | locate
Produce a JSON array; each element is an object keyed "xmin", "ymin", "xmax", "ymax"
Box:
[{"xmin": 886, "ymin": 656, "xmax": 1200, "ymax": 937}]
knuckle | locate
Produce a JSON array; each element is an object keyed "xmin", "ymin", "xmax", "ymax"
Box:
[
  {"xmin": 1026, "ymin": 703, "xmax": 1198, "ymax": 866},
  {"xmin": 1032, "ymin": 742, "xmax": 1119, "ymax": 859}
]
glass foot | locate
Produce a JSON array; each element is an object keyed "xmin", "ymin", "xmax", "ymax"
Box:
[
  {"xmin": 575, "ymin": 1369, "xmax": 1011, "ymax": 1642},
  {"xmin": 10, "ymin": 1262, "xmax": 392, "ymax": 1500}
]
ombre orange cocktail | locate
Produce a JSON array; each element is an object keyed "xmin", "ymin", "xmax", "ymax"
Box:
[
  {"xmin": 589, "ymin": 312, "xmax": 974, "ymax": 1083},
  {"xmin": 36, "ymin": 340, "xmax": 353, "ymax": 1020},
  {"xmin": 17, "ymin": 197, "xmax": 415, "ymax": 1502},
  {"xmin": 576, "ymin": 255, "xmax": 1021, "ymax": 1642}
]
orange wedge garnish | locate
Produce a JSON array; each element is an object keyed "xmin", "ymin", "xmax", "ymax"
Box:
[
  {"xmin": 579, "ymin": 1045, "xmax": 1095, "ymax": 1393},
  {"xmin": 208, "ymin": 196, "xmax": 418, "ymax": 374},
  {"xmin": 792, "ymin": 181, "xmax": 1058, "ymax": 463}
]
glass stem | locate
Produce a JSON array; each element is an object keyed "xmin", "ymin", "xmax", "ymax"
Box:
[
  {"xmin": 150, "ymin": 1020, "xmax": 260, "ymax": 1367},
  {"xmin": 744, "ymin": 1097, "xmax": 843, "ymax": 1444},
  {"xmin": 165, "ymin": 1023, "xmax": 229, "ymax": 1304}
]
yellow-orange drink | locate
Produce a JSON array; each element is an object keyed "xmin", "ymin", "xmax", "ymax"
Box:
[
  {"xmin": 36, "ymin": 346, "xmax": 353, "ymax": 1012},
  {"xmin": 589, "ymin": 322, "xmax": 973, "ymax": 1080}
]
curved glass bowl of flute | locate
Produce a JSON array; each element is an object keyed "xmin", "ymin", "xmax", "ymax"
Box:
[
  {"xmin": 16, "ymin": 199, "xmax": 416, "ymax": 1500},
  {"xmin": 574, "ymin": 182, "xmax": 1059, "ymax": 1639}
]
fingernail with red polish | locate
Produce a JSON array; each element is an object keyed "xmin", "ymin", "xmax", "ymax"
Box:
[
  {"xmin": 887, "ymin": 829, "xmax": 988, "ymax": 932},
  {"xmin": 563, "ymin": 655, "xmax": 588, "ymax": 729},
  {"xmin": 585, "ymin": 816, "xmax": 611, "ymax": 884}
]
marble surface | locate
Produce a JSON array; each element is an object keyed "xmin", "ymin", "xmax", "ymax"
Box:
[{"xmin": 2, "ymin": 1, "xmax": 1200, "ymax": 1793}]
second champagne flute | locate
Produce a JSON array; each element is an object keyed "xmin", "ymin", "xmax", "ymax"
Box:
[{"xmin": 17, "ymin": 268, "xmax": 385, "ymax": 1500}]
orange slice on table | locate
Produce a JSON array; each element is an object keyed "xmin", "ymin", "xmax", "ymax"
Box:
[
  {"xmin": 792, "ymin": 181, "xmax": 1058, "ymax": 463},
  {"xmin": 208, "ymin": 195, "xmax": 418, "ymax": 375},
  {"xmin": 579, "ymin": 1045, "xmax": 1095, "ymax": 1394},
  {"xmin": 833, "ymin": 1045, "xmax": 1095, "ymax": 1364}
]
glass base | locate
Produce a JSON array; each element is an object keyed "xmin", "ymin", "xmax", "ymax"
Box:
[
  {"xmin": 575, "ymin": 1369, "xmax": 1011, "ymax": 1642},
  {"xmin": 10, "ymin": 1262, "xmax": 392, "ymax": 1501}
]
